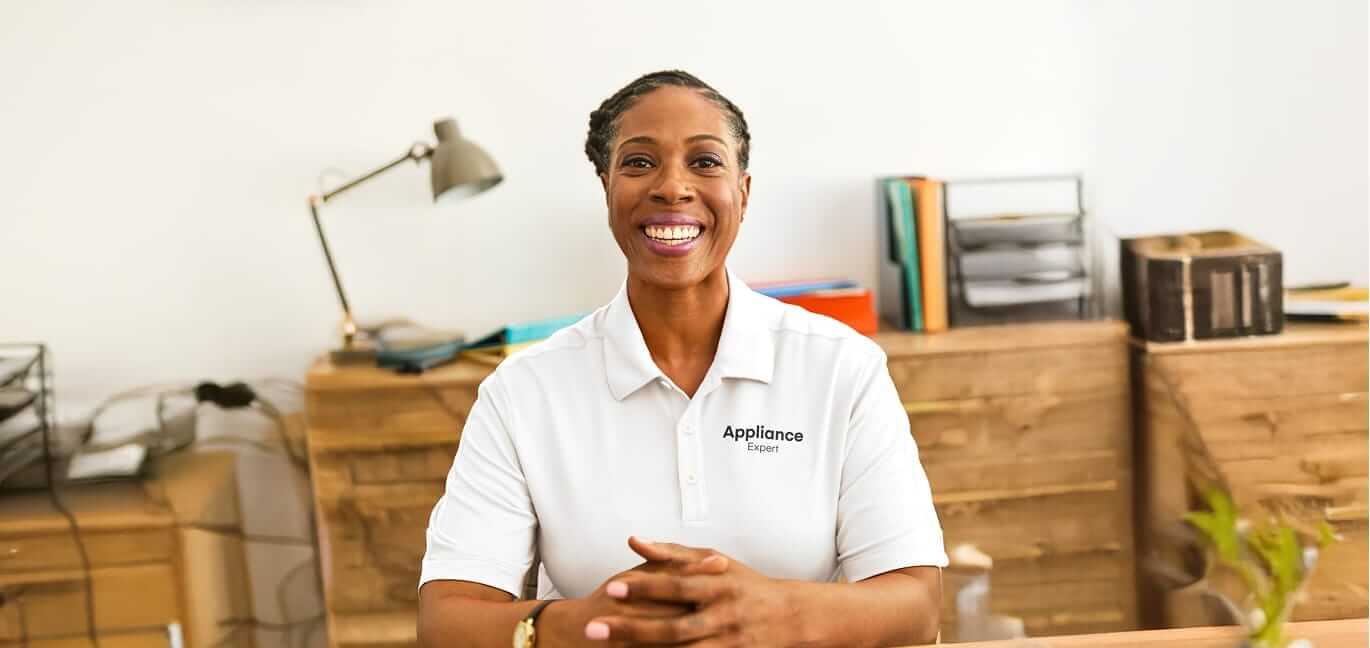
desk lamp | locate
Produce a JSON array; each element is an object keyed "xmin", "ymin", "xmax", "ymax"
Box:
[{"xmin": 306, "ymin": 118, "xmax": 502, "ymax": 362}]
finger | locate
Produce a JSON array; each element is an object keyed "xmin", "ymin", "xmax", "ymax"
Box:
[
  {"xmin": 678, "ymin": 554, "xmax": 730, "ymax": 577},
  {"xmin": 588, "ymin": 604, "xmax": 735, "ymax": 645},
  {"xmin": 606, "ymin": 572, "xmax": 732, "ymax": 605},
  {"xmin": 628, "ymin": 536, "xmax": 714, "ymax": 564},
  {"xmin": 611, "ymin": 597, "xmax": 692, "ymax": 618}
]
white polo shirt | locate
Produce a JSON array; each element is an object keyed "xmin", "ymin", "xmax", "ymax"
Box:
[{"xmin": 421, "ymin": 269, "xmax": 947, "ymax": 599}]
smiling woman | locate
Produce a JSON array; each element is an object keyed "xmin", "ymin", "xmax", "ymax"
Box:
[{"xmin": 416, "ymin": 70, "xmax": 947, "ymax": 648}]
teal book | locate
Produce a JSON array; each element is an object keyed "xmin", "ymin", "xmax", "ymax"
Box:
[
  {"xmin": 469, "ymin": 313, "xmax": 588, "ymax": 349},
  {"xmin": 884, "ymin": 178, "xmax": 923, "ymax": 330}
]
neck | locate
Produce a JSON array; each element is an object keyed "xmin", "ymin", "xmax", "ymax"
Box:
[{"xmin": 626, "ymin": 267, "xmax": 730, "ymax": 375}]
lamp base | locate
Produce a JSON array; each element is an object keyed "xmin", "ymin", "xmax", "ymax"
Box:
[{"xmin": 329, "ymin": 339, "xmax": 378, "ymax": 365}]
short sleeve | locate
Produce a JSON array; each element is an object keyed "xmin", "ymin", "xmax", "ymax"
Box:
[
  {"xmin": 835, "ymin": 348, "xmax": 948, "ymax": 581},
  {"xmin": 420, "ymin": 373, "xmax": 536, "ymax": 597}
]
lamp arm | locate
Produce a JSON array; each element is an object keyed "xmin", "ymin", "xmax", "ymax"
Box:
[
  {"xmin": 308, "ymin": 196, "xmax": 356, "ymax": 343},
  {"xmin": 306, "ymin": 143, "xmax": 433, "ymax": 346},
  {"xmin": 319, "ymin": 144, "xmax": 433, "ymax": 202}
]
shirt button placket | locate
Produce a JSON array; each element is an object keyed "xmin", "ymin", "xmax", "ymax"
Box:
[{"xmin": 678, "ymin": 413, "xmax": 703, "ymax": 521}]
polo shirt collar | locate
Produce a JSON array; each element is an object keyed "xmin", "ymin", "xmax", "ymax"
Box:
[{"xmin": 602, "ymin": 268, "xmax": 776, "ymax": 401}]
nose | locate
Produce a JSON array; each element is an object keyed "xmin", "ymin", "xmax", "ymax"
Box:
[{"xmin": 648, "ymin": 162, "xmax": 693, "ymax": 205}]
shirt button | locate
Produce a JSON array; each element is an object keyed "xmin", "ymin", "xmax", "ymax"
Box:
[{"xmin": 686, "ymin": 473, "xmax": 697, "ymax": 485}]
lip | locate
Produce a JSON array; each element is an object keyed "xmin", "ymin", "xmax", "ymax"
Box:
[
  {"xmin": 640, "ymin": 213, "xmax": 705, "ymax": 228},
  {"xmin": 639, "ymin": 213, "xmax": 705, "ymax": 258}
]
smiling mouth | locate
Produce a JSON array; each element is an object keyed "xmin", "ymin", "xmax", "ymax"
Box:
[{"xmin": 642, "ymin": 224, "xmax": 703, "ymax": 246}]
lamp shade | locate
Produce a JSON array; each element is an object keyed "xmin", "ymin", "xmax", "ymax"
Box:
[{"xmin": 429, "ymin": 118, "xmax": 502, "ymax": 202}]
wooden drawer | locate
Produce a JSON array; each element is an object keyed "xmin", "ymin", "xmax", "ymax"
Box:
[
  {"xmin": 888, "ymin": 344, "xmax": 1125, "ymax": 403},
  {"xmin": 906, "ymin": 389, "xmax": 1128, "ymax": 461},
  {"xmin": 306, "ymin": 387, "xmax": 474, "ymax": 454},
  {"xmin": 5, "ymin": 631, "xmax": 175, "ymax": 648},
  {"xmin": 0, "ymin": 527, "xmax": 175, "ymax": 574},
  {"xmin": 0, "ymin": 564, "xmax": 180, "ymax": 640},
  {"xmin": 315, "ymin": 482, "xmax": 442, "ymax": 614}
]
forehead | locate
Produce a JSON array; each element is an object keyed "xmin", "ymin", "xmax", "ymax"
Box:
[{"xmin": 613, "ymin": 86, "xmax": 730, "ymax": 147}]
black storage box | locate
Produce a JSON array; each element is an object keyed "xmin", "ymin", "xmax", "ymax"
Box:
[{"xmin": 1121, "ymin": 231, "xmax": 1283, "ymax": 342}]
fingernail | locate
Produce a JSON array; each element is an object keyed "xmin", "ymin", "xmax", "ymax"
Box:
[
  {"xmin": 606, "ymin": 581, "xmax": 628, "ymax": 598},
  {"xmin": 635, "ymin": 536, "xmax": 654, "ymax": 544},
  {"xmin": 585, "ymin": 622, "xmax": 610, "ymax": 640}
]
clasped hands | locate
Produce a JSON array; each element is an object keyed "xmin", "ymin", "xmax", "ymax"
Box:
[{"xmin": 564, "ymin": 536, "xmax": 803, "ymax": 647}]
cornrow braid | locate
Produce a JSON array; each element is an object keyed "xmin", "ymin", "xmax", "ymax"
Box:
[{"xmin": 585, "ymin": 70, "xmax": 751, "ymax": 177}]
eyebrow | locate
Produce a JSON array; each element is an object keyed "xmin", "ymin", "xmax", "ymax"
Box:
[{"xmin": 617, "ymin": 134, "xmax": 729, "ymax": 150}]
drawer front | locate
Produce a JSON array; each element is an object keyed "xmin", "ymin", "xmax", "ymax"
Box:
[
  {"xmin": 0, "ymin": 564, "xmax": 179, "ymax": 640},
  {"xmin": 15, "ymin": 630, "xmax": 173, "ymax": 648},
  {"xmin": 887, "ymin": 344, "xmax": 1126, "ymax": 402},
  {"xmin": 306, "ymin": 385, "xmax": 477, "ymax": 453},
  {"xmin": 317, "ymin": 482, "xmax": 443, "ymax": 614},
  {"xmin": 0, "ymin": 528, "xmax": 175, "ymax": 573},
  {"xmin": 907, "ymin": 389, "xmax": 1129, "ymax": 463},
  {"xmin": 938, "ymin": 486, "xmax": 1129, "ymax": 563}
]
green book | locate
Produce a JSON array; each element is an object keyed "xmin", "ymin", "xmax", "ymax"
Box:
[{"xmin": 884, "ymin": 178, "xmax": 923, "ymax": 330}]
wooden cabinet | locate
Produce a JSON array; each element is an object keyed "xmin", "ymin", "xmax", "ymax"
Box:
[
  {"xmin": 875, "ymin": 321, "xmax": 1137, "ymax": 638},
  {"xmin": 304, "ymin": 359, "xmax": 492, "ymax": 648},
  {"xmin": 0, "ymin": 483, "xmax": 184, "ymax": 644},
  {"xmin": 304, "ymin": 321, "xmax": 1137, "ymax": 646},
  {"xmin": 1133, "ymin": 323, "xmax": 1368, "ymax": 627}
]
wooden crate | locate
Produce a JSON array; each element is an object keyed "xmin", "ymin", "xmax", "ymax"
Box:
[
  {"xmin": 304, "ymin": 359, "xmax": 491, "ymax": 646},
  {"xmin": 875, "ymin": 320, "xmax": 1137, "ymax": 639},
  {"xmin": 1134, "ymin": 322, "xmax": 1369, "ymax": 627}
]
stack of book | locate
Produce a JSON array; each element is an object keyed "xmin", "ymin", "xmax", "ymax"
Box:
[
  {"xmin": 751, "ymin": 278, "xmax": 878, "ymax": 335},
  {"xmin": 878, "ymin": 175, "xmax": 1094, "ymax": 330},
  {"xmin": 876, "ymin": 177, "xmax": 949, "ymax": 332},
  {"xmin": 1284, "ymin": 284, "xmax": 1368, "ymax": 322},
  {"xmin": 459, "ymin": 313, "xmax": 588, "ymax": 365},
  {"xmin": 374, "ymin": 323, "xmax": 467, "ymax": 372}
]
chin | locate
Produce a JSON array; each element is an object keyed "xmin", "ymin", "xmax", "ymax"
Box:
[{"xmin": 632, "ymin": 261, "xmax": 711, "ymax": 291}]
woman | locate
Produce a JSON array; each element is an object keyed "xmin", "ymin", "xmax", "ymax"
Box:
[{"xmin": 418, "ymin": 70, "xmax": 946, "ymax": 648}]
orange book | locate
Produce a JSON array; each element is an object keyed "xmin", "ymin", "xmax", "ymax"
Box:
[
  {"xmin": 909, "ymin": 178, "xmax": 948, "ymax": 332},
  {"xmin": 779, "ymin": 288, "xmax": 879, "ymax": 336}
]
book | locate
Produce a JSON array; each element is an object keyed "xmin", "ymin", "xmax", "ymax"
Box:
[
  {"xmin": 779, "ymin": 288, "xmax": 879, "ymax": 335},
  {"xmin": 910, "ymin": 178, "xmax": 948, "ymax": 333},
  {"xmin": 467, "ymin": 313, "xmax": 587, "ymax": 350},
  {"xmin": 376, "ymin": 339, "xmax": 464, "ymax": 372},
  {"xmin": 1284, "ymin": 286, "xmax": 1368, "ymax": 321},
  {"xmin": 752, "ymin": 278, "xmax": 860, "ymax": 299},
  {"xmin": 885, "ymin": 178, "xmax": 923, "ymax": 330}
]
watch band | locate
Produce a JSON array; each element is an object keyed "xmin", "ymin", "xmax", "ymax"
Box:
[{"xmin": 526, "ymin": 599, "xmax": 556, "ymax": 625}]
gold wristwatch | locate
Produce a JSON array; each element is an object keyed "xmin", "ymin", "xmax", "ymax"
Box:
[{"xmin": 512, "ymin": 600, "xmax": 556, "ymax": 648}]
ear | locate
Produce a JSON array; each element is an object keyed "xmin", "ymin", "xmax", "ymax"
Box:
[{"xmin": 738, "ymin": 172, "xmax": 751, "ymax": 223}]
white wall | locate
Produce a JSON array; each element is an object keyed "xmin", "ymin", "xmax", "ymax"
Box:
[{"xmin": 1, "ymin": 0, "xmax": 1365, "ymax": 415}]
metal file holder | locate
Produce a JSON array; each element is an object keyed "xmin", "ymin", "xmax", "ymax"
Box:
[{"xmin": 943, "ymin": 175, "xmax": 1098, "ymax": 326}]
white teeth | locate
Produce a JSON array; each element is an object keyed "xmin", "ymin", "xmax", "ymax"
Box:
[{"xmin": 644, "ymin": 224, "xmax": 701, "ymax": 243}]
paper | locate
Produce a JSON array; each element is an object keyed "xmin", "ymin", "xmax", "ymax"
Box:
[{"xmin": 67, "ymin": 443, "xmax": 148, "ymax": 480}]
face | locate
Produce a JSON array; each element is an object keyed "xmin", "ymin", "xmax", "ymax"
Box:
[{"xmin": 601, "ymin": 86, "xmax": 750, "ymax": 290}]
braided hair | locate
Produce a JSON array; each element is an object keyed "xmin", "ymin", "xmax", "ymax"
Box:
[{"xmin": 585, "ymin": 70, "xmax": 751, "ymax": 177}]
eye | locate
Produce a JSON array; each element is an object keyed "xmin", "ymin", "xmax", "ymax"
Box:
[
  {"xmin": 692, "ymin": 155, "xmax": 724, "ymax": 169},
  {"xmin": 621, "ymin": 155, "xmax": 653, "ymax": 169}
]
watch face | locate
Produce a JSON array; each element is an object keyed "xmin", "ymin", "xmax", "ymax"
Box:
[{"xmin": 513, "ymin": 620, "xmax": 532, "ymax": 648}]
